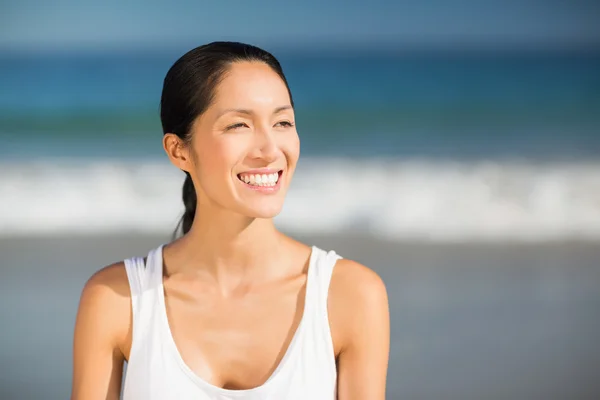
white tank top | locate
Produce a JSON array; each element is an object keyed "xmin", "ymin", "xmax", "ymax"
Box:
[{"xmin": 122, "ymin": 244, "xmax": 342, "ymax": 400}]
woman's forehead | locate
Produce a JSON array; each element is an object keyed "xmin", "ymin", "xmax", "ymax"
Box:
[{"xmin": 210, "ymin": 62, "xmax": 291, "ymax": 110}]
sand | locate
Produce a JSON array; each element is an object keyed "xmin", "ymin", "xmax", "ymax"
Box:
[{"xmin": 1, "ymin": 233, "xmax": 599, "ymax": 399}]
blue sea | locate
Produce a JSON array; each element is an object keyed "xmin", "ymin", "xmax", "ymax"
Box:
[{"xmin": 1, "ymin": 48, "xmax": 599, "ymax": 240}]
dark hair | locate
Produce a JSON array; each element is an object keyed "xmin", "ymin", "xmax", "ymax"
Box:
[{"xmin": 160, "ymin": 41, "xmax": 294, "ymax": 237}]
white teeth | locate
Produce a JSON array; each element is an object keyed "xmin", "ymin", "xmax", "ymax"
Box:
[{"xmin": 239, "ymin": 172, "xmax": 280, "ymax": 187}]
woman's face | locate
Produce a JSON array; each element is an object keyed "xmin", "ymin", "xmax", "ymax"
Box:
[{"xmin": 187, "ymin": 61, "xmax": 299, "ymax": 219}]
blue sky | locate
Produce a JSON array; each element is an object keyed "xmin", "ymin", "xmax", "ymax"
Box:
[{"xmin": 1, "ymin": 0, "xmax": 599, "ymax": 51}]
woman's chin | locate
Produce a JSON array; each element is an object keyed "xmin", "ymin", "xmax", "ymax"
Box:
[{"xmin": 242, "ymin": 203, "xmax": 284, "ymax": 220}]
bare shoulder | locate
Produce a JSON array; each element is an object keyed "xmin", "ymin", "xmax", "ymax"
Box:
[
  {"xmin": 329, "ymin": 258, "xmax": 388, "ymax": 306},
  {"xmin": 327, "ymin": 257, "xmax": 389, "ymax": 354},
  {"xmin": 75, "ymin": 261, "xmax": 132, "ymax": 355},
  {"xmin": 80, "ymin": 261, "xmax": 131, "ymax": 308},
  {"xmin": 72, "ymin": 262, "xmax": 133, "ymax": 397}
]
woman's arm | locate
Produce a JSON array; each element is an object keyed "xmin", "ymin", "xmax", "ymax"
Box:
[
  {"xmin": 71, "ymin": 263, "xmax": 131, "ymax": 400},
  {"xmin": 329, "ymin": 259, "xmax": 390, "ymax": 400}
]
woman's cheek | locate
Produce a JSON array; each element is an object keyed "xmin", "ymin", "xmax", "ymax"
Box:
[{"xmin": 283, "ymin": 131, "xmax": 301, "ymax": 162}]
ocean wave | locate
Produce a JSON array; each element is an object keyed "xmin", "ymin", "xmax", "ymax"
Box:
[{"xmin": 1, "ymin": 157, "xmax": 599, "ymax": 241}]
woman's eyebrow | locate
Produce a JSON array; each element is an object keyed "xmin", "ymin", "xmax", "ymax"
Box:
[
  {"xmin": 217, "ymin": 105, "xmax": 293, "ymax": 119},
  {"xmin": 217, "ymin": 108, "xmax": 253, "ymax": 118},
  {"xmin": 273, "ymin": 105, "xmax": 293, "ymax": 114}
]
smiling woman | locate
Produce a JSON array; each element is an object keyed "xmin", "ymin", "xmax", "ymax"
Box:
[
  {"xmin": 71, "ymin": 42, "xmax": 390, "ymax": 400},
  {"xmin": 158, "ymin": 44, "xmax": 300, "ymax": 235}
]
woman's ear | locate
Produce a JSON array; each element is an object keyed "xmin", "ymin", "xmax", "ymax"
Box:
[{"xmin": 163, "ymin": 133, "xmax": 192, "ymax": 172}]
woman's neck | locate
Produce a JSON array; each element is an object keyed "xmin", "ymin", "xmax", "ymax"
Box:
[{"xmin": 168, "ymin": 209, "xmax": 290, "ymax": 289}]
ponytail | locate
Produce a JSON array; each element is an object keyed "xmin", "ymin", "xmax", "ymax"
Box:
[{"xmin": 174, "ymin": 172, "xmax": 197, "ymax": 238}]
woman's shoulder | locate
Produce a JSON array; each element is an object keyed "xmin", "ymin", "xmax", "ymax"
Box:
[
  {"xmin": 81, "ymin": 259, "xmax": 132, "ymax": 302},
  {"xmin": 75, "ymin": 261, "xmax": 132, "ymax": 349},
  {"xmin": 329, "ymin": 257, "xmax": 387, "ymax": 306},
  {"xmin": 310, "ymin": 242, "xmax": 386, "ymax": 298},
  {"xmin": 81, "ymin": 245, "xmax": 153, "ymax": 299},
  {"xmin": 326, "ymin": 254, "xmax": 389, "ymax": 352}
]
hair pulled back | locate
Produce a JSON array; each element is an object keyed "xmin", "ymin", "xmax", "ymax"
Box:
[{"xmin": 160, "ymin": 42, "xmax": 293, "ymax": 237}]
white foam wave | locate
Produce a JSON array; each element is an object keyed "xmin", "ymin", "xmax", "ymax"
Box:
[{"xmin": 1, "ymin": 157, "xmax": 599, "ymax": 241}]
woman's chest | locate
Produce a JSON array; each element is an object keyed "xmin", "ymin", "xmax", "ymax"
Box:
[
  {"xmin": 124, "ymin": 341, "xmax": 336, "ymax": 400},
  {"xmin": 162, "ymin": 277, "xmax": 307, "ymax": 390}
]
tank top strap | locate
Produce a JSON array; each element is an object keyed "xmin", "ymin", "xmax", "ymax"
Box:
[
  {"xmin": 300, "ymin": 245, "xmax": 342, "ymax": 376},
  {"xmin": 312, "ymin": 246, "xmax": 342, "ymax": 301},
  {"xmin": 145, "ymin": 244, "xmax": 166, "ymax": 287},
  {"xmin": 123, "ymin": 255, "xmax": 147, "ymax": 317},
  {"xmin": 307, "ymin": 246, "xmax": 342, "ymax": 322},
  {"xmin": 123, "ymin": 244, "xmax": 165, "ymax": 323}
]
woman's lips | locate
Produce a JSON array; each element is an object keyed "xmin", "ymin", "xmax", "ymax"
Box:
[{"xmin": 237, "ymin": 170, "xmax": 283, "ymax": 193}]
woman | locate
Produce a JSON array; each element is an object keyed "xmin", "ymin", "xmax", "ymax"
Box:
[{"xmin": 71, "ymin": 41, "xmax": 389, "ymax": 400}]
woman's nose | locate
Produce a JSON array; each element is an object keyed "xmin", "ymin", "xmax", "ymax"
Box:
[{"xmin": 250, "ymin": 128, "xmax": 279, "ymax": 162}]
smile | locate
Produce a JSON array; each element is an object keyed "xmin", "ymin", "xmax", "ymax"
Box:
[{"xmin": 237, "ymin": 170, "xmax": 283, "ymax": 191}]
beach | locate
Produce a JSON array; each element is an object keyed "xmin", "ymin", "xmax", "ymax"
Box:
[
  {"xmin": 1, "ymin": 233, "xmax": 599, "ymax": 399},
  {"xmin": 1, "ymin": 3, "xmax": 599, "ymax": 398},
  {"xmin": 2, "ymin": 41, "xmax": 599, "ymax": 400}
]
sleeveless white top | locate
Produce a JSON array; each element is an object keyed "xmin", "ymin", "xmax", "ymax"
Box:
[{"xmin": 122, "ymin": 244, "xmax": 342, "ymax": 400}]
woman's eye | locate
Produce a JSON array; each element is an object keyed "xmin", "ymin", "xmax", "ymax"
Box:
[
  {"xmin": 226, "ymin": 122, "xmax": 248, "ymax": 131},
  {"xmin": 275, "ymin": 121, "xmax": 294, "ymax": 128}
]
